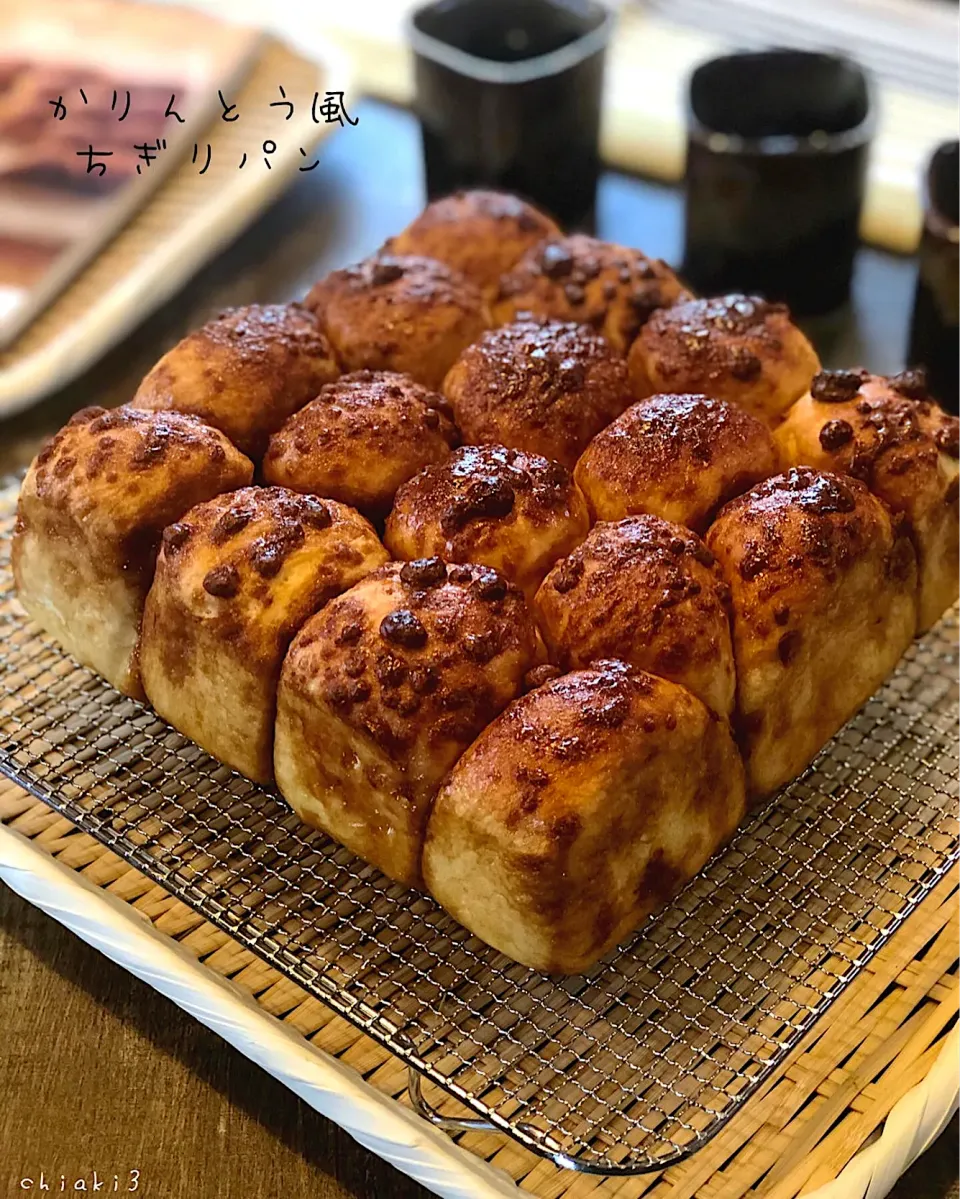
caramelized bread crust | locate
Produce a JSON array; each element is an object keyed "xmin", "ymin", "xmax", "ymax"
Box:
[
  {"xmin": 443, "ymin": 318, "xmax": 633, "ymax": 469},
  {"xmin": 423, "ymin": 660, "xmax": 746, "ymax": 973},
  {"xmin": 387, "ymin": 190, "xmax": 561, "ymax": 297},
  {"xmin": 706, "ymin": 468, "xmax": 918, "ymax": 799},
  {"xmin": 628, "ymin": 294, "xmax": 820, "ymax": 428},
  {"xmin": 140, "ymin": 487, "xmax": 387, "ymax": 783},
  {"xmin": 274, "ymin": 560, "xmax": 540, "ymax": 887},
  {"xmin": 575, "ymin": 393, "xmax": 780, "ymax": 532},
  {"xmin": 133, "ymin": 304, "xmax": 339, "ymax": 459},
  {"xmin": 535, "ymin": 516, "xmax": 735, "ymax": 717},
  {"xmin": 385, "ymin": 443, "xmax": 590, "ymax": 601},
  {"xmin": 775, "ymin": 368, "xmax": 959, "ymax": 631},
  {"xmin": 491, "ymin": 234, "xmax": 688, "ymax": 352},
  {"xmin": 13, "ymin": 405, "xmax": 253, "ymax": 697},
  {"xmin": 263, "ymin": 370, "xmax": 459, "ymax": 520},
  {"xmin": 303, "ymin": 254, "xmax": 487, "ymax": 390}
]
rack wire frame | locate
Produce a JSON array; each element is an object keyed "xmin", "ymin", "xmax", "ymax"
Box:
[{"xmin": 0, "ymin": 484, "xmax": 956, "ymax": 1175}]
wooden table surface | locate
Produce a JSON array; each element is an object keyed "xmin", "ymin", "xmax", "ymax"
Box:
[{"xmin": 0, "ymin": 99, "xmax": 956, "ymax": 1199}]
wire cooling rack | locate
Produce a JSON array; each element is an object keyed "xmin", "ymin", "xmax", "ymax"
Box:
[{"xmin": 0, "ymin": 481, "xmax": 956, "ymax": 1175}]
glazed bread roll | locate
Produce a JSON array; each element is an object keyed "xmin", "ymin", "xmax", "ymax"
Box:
[
  {"xmin": 535, "ymin": 516, "xmax": 735, "ymax": 718},
  {"xmin": 133, "ymin": 304, "xmax": 339, "ymax": 459},
  {"xmin": 303, "ymin": 254, "xmax": 487, "ymax": 390},
  {"xmin": 706, "ymin": 468, "xmax": 918, "ymax": 800},
  {"xmin": 423, "ymin": 660, "xmax": 746, "ymax": 974},
  {"xmin": 387, "ymin": 190, "xmax": 561, "ymax": 298},
  {"xmin": 263, "ymin": 371, "xmax": 459, "ymax": 521},
  {"xmin": 775, "ymin": 368, "xmax": 959, "ymax": 632},
  {"xmin": 491, "ymin": 234, "xmax": 688, "ymax": 352},
  {"xmin": 443, "ymin": 318, "xmax": 633, "ymax": 469},
  {"xmin": 574, "ymin": 394, "xmax": 780, "ymax": 532},
  {"xmin": 384, "ymin": 444, "xmax": 590, "ymax": 602},
  {"xmin": 274, "ymin": 559, "xmax": 539, "ymax": 887},
  {"xmin": 628, "ymin": 294, "xmax": 820, "ymax": 428},
  {"xmin": 140, "ymin": 487, "xmax": 387, "ymax": 784},
  {"xmin": 13, "ymin": 406, "xmax": 253, "ymax": 698}
]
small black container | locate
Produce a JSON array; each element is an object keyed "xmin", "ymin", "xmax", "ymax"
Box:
[
  {"xmin": 408, "ymin": 0, "xmax": 612, "ymax": 230},
  {"xmin": 908, "ymin": 140, "xmax": 959, "ymax": 413},
  {"xmin": 682, "ymin": 50, "xmax": 874, "ymax": 316}
]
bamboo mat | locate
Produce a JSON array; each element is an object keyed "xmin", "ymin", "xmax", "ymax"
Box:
[{"xmin": 1, "ymin": 775, "xmax": 956, "ymax": 1198}]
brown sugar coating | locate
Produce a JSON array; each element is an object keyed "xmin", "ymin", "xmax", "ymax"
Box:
[
  {"xmin": 385, "ymin": 444, "xmax": 591, "ymax": 602},
  {"xmin": 491, "ymin": 234, "xmax": 688, "ymax": 353},
  {"xmin": 140, "ymin": 486, "xmax": 387, "ymax": 784},
  {"xmin": 303, "ymin": 253, "xmax": 487, "ymax": 391},
  {"xmin": 535, "ymin": 515, "xmax": 735, "ymax": 717},
  {"xmin": 706, "ymin": 468, "xmax": 918, "ymax": 799},
  {"xmin": 13, "ymin": 405, "xmax": 254, "ymax": 697},
  {"xmin": 133, "ymin": 304, "xmax": 339, "ymax": 459},
  {"xmin": 386, "ymin": 190, "xmax": 561, "ymax": 297},
  {"xmin": 775, "ymin": 368, "xmax": 959, "ymax": 631},
  {"xmin": 423, "ymin": 660, "xmax": 746, "ymax": 973},
  {"xmin": 263, "ymin": 370, "xmax": 459, "ymax": 520},
  {"xmin": 628, "ymin": 294, "xmax": 820, "ymax": 428},
  {"xmin": 574, "ymin": 393, "xmax": 780, "ymax": 532},
  {"xmin": 491, "ymin": 234, "xmax": 689, "ymax": 353},
  {"xmin": 274, "ymin": 560, "xmax": 540, "ymax": 887},
  {"xmin": 443, "ymin": 318, "xmax": 633, "ymax": 469}
]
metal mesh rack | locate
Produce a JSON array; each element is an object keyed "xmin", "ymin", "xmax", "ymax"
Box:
[{"xmin": 0, "ymin": 481, "xmax": 956, "ymax": 1174}]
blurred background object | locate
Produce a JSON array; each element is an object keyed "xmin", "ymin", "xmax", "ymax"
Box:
[
  {"xmin": 681, "ymin": 48, "xmax": 872, "ymax": 316},
  {"xmin": 908, "ymin": 139, "xmax": 959, "ymax": 412},
  {"xmin": 409, "ymin": 0, "xmax": 611, "ymax": 228}
]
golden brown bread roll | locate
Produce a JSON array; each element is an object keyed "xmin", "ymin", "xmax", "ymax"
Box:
[
  {"xmin": 133, "ymin": 304, "xmax": 340, "ymax": 459},
  {"xmin": 774, "ymin": 368, "xmax": 959, "ymax": 632},
  {"xmin": 303, "ymin": 254, "xmax": 487, "ymax": 390},
  {"xmin": 13, "ymin": 406, "xmax": 253, "ymax": 698},
  {"xmin": 423, "ymin": 660, "xmax": 746, "ymax": 974},
  {"xmin": 443, "ymin": 318, "xmax": 633, "ymax": 469},
  {"xmin": 491, "ymin": 234, "xmax": 688, "ymax": 353},
  {"xmin": 386, "ymin": 190, "xmax": 561, "ymax": 298},
  {"xmin": 140, "ymin": 487, "xmax": 387, "ymax": 784},
  {"xmin": 262, "ymin": 370, "xmax": 459, "ymax": 521},
  {"xmin": 535, "ymin": 516, "xmax": 735, "ymax": 717},
  {"xmin": 274, "ymin": 560, "xmax": 539, "ymax": 887},
  {"xmin": 706, "ymin": 468, "xmax": 918, "ymax": 800},
  {"xmin": 384, "ymin": 444, "xmax": 590, "ymax": 602},
  {"xmin": 627, "ymin": 294, "xmax": 820, "ymax": 428},
  {"xmin": 574, "ymin": 393, "xmax": 780, "ymax": 532}
]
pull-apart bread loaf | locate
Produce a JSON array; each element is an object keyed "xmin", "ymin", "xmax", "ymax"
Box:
[
  {"xmin": 423, "ymin": 660, "xmax": 746, "ymax": 974},
  {"xmin": 535, "ymin": 515, "xmax": 736, "ymax": 718},
  {"xmin": 140, "ymin": 487, "xmax": 387, "ymax": 784},
  {"xmin": 707, "ymin": 468, "xmax": 918, "ymax": 800},
  {"xmin": 775, "ymin": 368, "xmax": 959, "ymax": 632},
  {"xmin": 628, "ymin": 294, "xmax": 819, "ymax": 428},
  {"xmin": 443, "ymin": 317, "xmax": 633, "ymax": 469},
  {"xmin": 274, "ymin": 559, "xmax": 539, "ymax": 888},
  {"xmin": 263, "ymin": 370, "xmax": 458, "ymax": 521},
  {"xmin": 574, "ymin": 393, "xmax": 779, "ymax": 532},
  {"xmin": 385, "ymin": 443, "xmax": 590, "ymax": 602},
  {"xmin": 133, "ymin": 303, "xmax": 340, "ymax": 460},
  {"xmin": 491, "ymin": 234, "xmax": 688, "ymax": 353},
  {"xmin": 304, "ymin": 254, "xmax": 487, "ymax": 390},
  {"xmin": 13, "ymin": 406, "xmax": 253, "ymax": 698},
  {"xmin": 386, "ymin": 189, "xmax": 561, "ymax": 299}
]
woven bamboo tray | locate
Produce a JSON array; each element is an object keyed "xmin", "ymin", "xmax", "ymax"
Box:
[{"xmin": 0, "ymin": 779, "xmax": 956, "ymax": 1198}]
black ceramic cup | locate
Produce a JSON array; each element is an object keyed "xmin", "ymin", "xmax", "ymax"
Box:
[
  {"xmin": 908, "ymin": 140, "xmax": 959, "ymax": 414},
  {"xmin": 682, "ymin": 50, "xmax": 874, "ymax": 317},
  {"xmin": 408, "ymin": 0, "xmax": 612, "ymax": 230}
]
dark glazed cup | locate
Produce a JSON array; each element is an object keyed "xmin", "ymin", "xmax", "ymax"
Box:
[
  {"xmin": 908, "ymin": 140, "xmax": 959, "ymax": 413},
  {"xmin": 682, "ymin": 50, "xmax": 874, "ymax": 317},
  {"xmin": 408, "ymin": 0, "xmax": 612, "ymax": 230}
]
